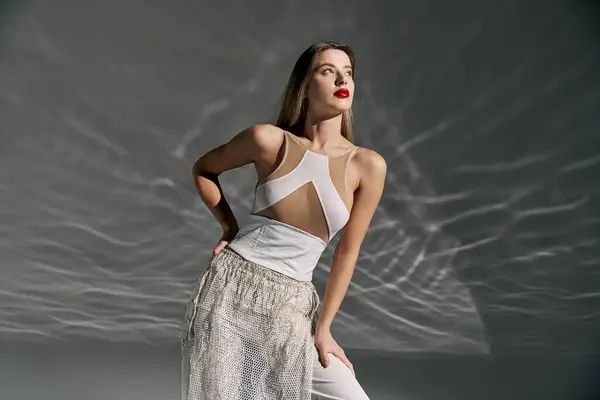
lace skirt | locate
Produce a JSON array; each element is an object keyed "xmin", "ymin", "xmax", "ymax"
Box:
[{"xmin": 178, "ymin": 246, "xmax": 321, "ymax": 400}]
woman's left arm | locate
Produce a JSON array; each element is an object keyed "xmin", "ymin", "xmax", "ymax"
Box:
[{"xmin": 314, "ymin": 148, "xmax": 387, "ymax": 373}]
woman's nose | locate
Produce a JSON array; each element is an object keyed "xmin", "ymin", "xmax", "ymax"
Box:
[{"xmin": 336, "ymin": 75, "xmax": 347, "ymax": 85}]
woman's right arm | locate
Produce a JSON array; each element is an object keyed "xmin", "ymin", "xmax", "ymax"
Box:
[{"xmin": 191, "ymin": 124, "xmax": 280, "ymax": 253}]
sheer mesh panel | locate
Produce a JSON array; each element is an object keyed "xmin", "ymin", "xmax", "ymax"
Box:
[
  {"xmin": 254, "ymin": 130, "xmax": 355, "ymax": 243},
  {"xmin": 256, "ymin": 131, "xmax": 300, "ymax": 185},
  {"xmin": 256, "ymin": 181, "xmax": 330, "ymax": 242},
  {"xmin": 328, "ymin": 154, "xmax": 355, "ymax": 212},
  {"xmin": 179, "ymin": 247, "xmax": 320, "ymax": 400}
]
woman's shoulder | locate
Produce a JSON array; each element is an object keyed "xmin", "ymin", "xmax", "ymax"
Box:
[
  {"xmin": 351, "ymin": 145, "xmax": 387, "ymax": 178},
  {"xmin": 245, "ymin": 123, "xmax": 285, "ymax": 153}
]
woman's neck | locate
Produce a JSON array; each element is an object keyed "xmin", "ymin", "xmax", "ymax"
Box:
[{"xmin": 300, "ymin": 114, "xmax": 344, "ymax": 147}]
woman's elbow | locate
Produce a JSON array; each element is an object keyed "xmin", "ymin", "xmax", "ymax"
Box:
[{"xmin": 192, "ymin": 156, "xmax": 209, "ymax": 176}]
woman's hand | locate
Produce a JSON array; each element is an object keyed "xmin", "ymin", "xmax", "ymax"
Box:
[
  {"xmin": 314, "ymin": 328, "xmax": 355, "ymax": 375},
  {"xmin": 213, "ymin": 228, "xmax": 238, "ymax": 257}
]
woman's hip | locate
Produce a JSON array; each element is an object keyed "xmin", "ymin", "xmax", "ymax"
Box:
[{"xmin": 179, "ymin": 246, "xmax": 320, "ymax": 345}]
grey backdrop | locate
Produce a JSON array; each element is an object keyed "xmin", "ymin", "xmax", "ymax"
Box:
[{"xmin": 1, "ymin": 0, "xmax": 599, "ymax": 399}]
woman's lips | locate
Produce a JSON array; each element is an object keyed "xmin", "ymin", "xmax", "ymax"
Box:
[{"xmin": 333, "ymin": 88, "xmax": 350, "ymax": 98}]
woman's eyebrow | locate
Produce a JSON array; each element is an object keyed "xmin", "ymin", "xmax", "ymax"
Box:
[{"xmin": 314, "ymin": 63, "xmax": 353, "ymax": 70}]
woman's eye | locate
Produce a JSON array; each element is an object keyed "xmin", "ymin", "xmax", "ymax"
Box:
[{"xmin": 320, "ymin": 68, "xmax": 352, "ymax": 77}]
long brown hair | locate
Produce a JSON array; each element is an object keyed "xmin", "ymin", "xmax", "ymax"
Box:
[{"xmin": 275, "ymin": 42, "xmax": 356, "ymax": 144}]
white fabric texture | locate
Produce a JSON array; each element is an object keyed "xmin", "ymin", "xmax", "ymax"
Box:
[
  {"xmin": 227, "ymin": 214, "xmax": 327, "ymax": 281},
  {"xmin": 179, "ymin": 247, "xmax": 320, "ymax": 399},
  {"xmin": 311, "ymin": 346, "xmax": 370, "ymax": 400},
  {"xmin": 178, "ymin": 247, "xmax": 370, "ymax": 399},
  {"xmin": 253, "ymin": 146, "xmax": 350, "ymax": 241}
]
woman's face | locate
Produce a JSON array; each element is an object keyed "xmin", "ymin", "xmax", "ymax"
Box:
[{"xmin": 305, "ymin": 49, "xmax": 354, "ymax": 117}]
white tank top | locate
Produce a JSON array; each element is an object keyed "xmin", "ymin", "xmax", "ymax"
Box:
[{"xmin": 227, "ymin": 129, "xmax": 358, "ymax": 281}]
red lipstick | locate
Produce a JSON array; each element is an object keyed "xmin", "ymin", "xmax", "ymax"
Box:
[{"xmin": 333, "ymin": 88, "xmax": 350, "ymax": 98}]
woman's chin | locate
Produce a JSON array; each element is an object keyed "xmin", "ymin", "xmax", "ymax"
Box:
[
  {"xmin": 309, "ymin": 101, "xmax": 352, "ymax": 119},
  {"xmin": 327, "ymin": 100, "xmax": 353, "ymax": 114}
]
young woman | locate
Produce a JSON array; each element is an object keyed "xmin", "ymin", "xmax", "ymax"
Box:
[{"xmin": 179, "ymin": 41, "xmax": 387, "ymax": 400}]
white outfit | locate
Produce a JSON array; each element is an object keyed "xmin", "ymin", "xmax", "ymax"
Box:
[
  {"xmin": 228, "ymin": 130, "xmax": 355, "ymax": 282},
  {"xmin": 227, "ymin": 214, "xmax": 327, "ymax": 282},
  {"xmin": 180, "ymin": 129, "xmax": 370, "ymax": 399}
]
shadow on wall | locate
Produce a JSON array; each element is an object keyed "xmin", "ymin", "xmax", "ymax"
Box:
[{"xmin": 0, "ymin": 0, "xmax": 21, "ymax": 57}]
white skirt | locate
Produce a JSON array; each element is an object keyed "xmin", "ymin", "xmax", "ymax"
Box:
[{"xmin": 178, "ymin": 246, "xmax": 321, "ymax": 400}]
